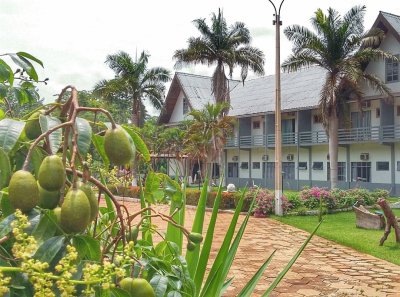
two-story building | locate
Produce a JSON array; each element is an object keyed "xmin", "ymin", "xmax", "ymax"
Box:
[{"xmin": 158, "ymin": 11, "xmax": 400, "ymax": 194}]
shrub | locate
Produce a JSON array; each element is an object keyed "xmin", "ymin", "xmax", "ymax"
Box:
[
  {"xmin": 109, "ymin": 184, "xmax": 142, "ymax": 198},
  {"xmin": 238, "ymin": 188, "xmax": 291, "ymax": 215},
  {"xmin": 285, "ymin": 192, "xmax": 303, "ymax": 209},
  {"xmin": 185, "ymin": 188, "xmax": 237, "ymax": 209},
  {"xmin": 300, "ymin": 187, "xmax": 335, "ymax": 209}
]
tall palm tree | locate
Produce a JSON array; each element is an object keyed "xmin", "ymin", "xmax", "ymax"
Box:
[
  {"xmin": 94, "ymin": 51, "xmax": 170, "ymax": 127},
  {"xmin": 282, "ymin": 5, "xmax": 396, "ymax": 189},
  {"xmin": 174, "ymin": 9, "xmax": 265, "ymax": 110}
]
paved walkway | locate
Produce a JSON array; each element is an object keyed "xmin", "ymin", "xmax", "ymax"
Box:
[{"xmin": 117, "ymin": 200, "xmax": 400, "ymax": 297}]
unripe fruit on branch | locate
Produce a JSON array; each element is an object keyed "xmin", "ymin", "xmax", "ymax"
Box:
[
  {"xmin": 104, "ymin": 126, "xmax": 135, "ymax": 166},
  {"xmin": 119, "ymin": 277, "xmax": 155, "ymax": 297},
  {"xmin": 9, "ymin": 170, "xmax": 39, "ymax": 212},
  {"xmin": 188, "ymin": 232, "xmax": 203, "ymax": 244},
  {"xmin": 25, "ymin": 111, "xmax": 43, "ymax": 140},
  {"xmin": 38, "ymin": 155, "xmax": 66, "ymax": 191},
  {"xmin": 38, "ymin": 182, "xmax": 59, "ymax": 209},
  {"xmin": 187, "ymin": 241, "xmax": 196, "ymax": 251},
  {"xmin": 77, "ymin": 181, "xmax": 98, "ymax": 222},
  {"xmin": 60, "ymin": 189, "xmax": 91, "ymax": 233}
]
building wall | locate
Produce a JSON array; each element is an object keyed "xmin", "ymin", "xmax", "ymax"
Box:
[{"xmin": 169, "ymin": 91, "xmax": 192, "ymax": 123}]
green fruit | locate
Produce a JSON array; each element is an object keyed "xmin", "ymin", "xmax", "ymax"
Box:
[
  {"xmin": 9, "ymin": 170, "xmax": 39, "ymax": 212},
  {"xmin": 77, "ymin": 181, "xmax": 98, "ymax": 221},
  {"xmin": 127, "ymin": 226, "xmax": 139, "ymax": 243},
  {"xmin": 25, "ymin": 111, "xmax": 43, "ymax": 140},
  {"xmin": 38, "ymin": 155, "xmax": 66, "ymax": 191},
  {"xmin": 188, "ymin": 232, "xmax": 203, "ymax": 244},
  {"xmin": 119, "ymin": 278, "xmax": 155, "ymax": 297},
  {"xmin": 60, "ymin": 189, "xmax": 90, "ymax": 233},
  {"xmin": 187, "ymin": 241, "xmax": 196, "ymax": 251},
  {"xmin": 104, "ymin": 126, "xmax": 135, "ymax": 166},
  {"xmin": 38, "ymin": 183, "xmax": 59, "ymax": 209},
  {"xmin": 53, "ymin": 207, "xmax": 61, "ymax": 224}
]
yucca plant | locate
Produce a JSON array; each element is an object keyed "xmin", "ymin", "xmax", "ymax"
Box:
[{"xmin": 164, "ymin": 175, "xmax": 321, "ymax": 296}]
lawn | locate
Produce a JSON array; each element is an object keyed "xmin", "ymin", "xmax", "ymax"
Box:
[{"xmin": 273, "ymin": 209, "xmax": 400, "ymax": 265}]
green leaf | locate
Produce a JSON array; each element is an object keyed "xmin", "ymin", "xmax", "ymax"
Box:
[
  {"xmin": 150, "ymin": 275, "xmax": 168, "ymax": 297},
  {"xmin": 0, "ymin": 190, "xmax": 15, "ymax": 217},
  {"xmin": 206, "ymin": 189, "xmax": 256, "ymax": 296},
  {"xmin": 16, "ymin": 52, "xmax": 44, "ymax": 67},
  {"xmin": 193, "ymin": 179, "xmax": 223, "ymax": 293},
  {"xmin": 122, "ymin": 125, "xmax": 150, "ymax": 162},
  {"xmin": 0, "ymin": 109, "xmax": 4, "ymax": 121},
  {"xmin": 39, "ymin": 115, "xmax": 62, "ymax": 154},
  {"xmin": 0, "ymin": 118, "xmax": 25, "ymax": 152},
  {"xmin": 200, "ymin": 188, "xmax": 248, "ymax": 297},
  {"xmin": 12, "ymin": 87, "xmax": 29, "ymax": 105},
  {"xmin": 0, "ymin": 212, "xmax": 16, "ymax": 237},
  {"xmin": 33, "ymin": 236, "xmax": 64, "ymax": 263},
  {"xmin": 30, "ymin": 146, "xmax": 45, "ymax": 176},
  {"xmin": 10, "ymin": 54, "xmax": 38, "ymax": 82},
  {"xmin": 0, "ymin": 85, "xmax": 8, "ymax": 100},
  {"xmin": 144, "ymin": 171, "xmax": 160, "ymax": 204},
  {"xmin": 186, "ymin": 178, "xmax": 208, "ymax": 278},
  {"xmin": 0, "ymin": 58, "xmax": 13, "ymax": 85},
  {"xmin": 32, "ymin": 212, "xmax": 58, "ymax": 244},
  {"xmin": 92, "ymin": 134, "xmax": 109, "ymax": 168},
  {"xmin": 167, "ymin": 291, "xmax": 182, "ymax": 297},
  {"xmin": 0, "ymin": 60, "xmax": 11, "ymax": 83},
  {"xmin": 237, "ymin": 251, "xmax": 275, "ymax": 297},
  {"xmin": 262, "ymin": 221, "xmax": 323, "ymax": 296},
  {"xmin": 0, "ymin": 148, "xmax": 11, "ymax": 189},
  {"xmin": 73, "ymin": 117, "xmax": 92, "ymax": 156},
  {"xmin": 110, "ymin": 288, "xmax": 130, "ymax": 297},
  {"xmin": 73, "ymin": 235, "xmax": 101, "ymax": 261}
]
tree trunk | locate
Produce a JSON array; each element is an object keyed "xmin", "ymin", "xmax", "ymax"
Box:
[
  {"xmin": 131, "ymin": 99, "xmax": 140, "ymax": 127},
  {"xmin": 377, "ymin": 198, "xmax": 400, "ymax": 245},
  {"xmin": 328, "ymin": 113, "xmax": 339, "ymax": 189}
]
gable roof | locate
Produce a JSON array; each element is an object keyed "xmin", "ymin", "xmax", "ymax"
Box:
[{"xmin": 372, "ymin": 11, "xmax": 400, "ymax": 43}]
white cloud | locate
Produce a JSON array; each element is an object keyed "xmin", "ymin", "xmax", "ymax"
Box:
[{"xmin": 1, "ymin": 0, "xmax": 398, "ymax": 115}]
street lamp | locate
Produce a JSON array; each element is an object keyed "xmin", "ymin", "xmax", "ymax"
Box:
[{"xmin": 267, "ymin": 0, "xmax": 285, "ymax": 216}]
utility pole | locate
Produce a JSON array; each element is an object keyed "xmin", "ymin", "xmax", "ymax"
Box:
[{"xmin": 267, "ymin": 0, "xmax": 285, "ymax": 216}]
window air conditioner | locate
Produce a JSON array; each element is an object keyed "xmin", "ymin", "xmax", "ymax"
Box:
[
  {"xmin": 287, "ymin": 154, "xmax": 294, "ymax": 161},
  {"xmin": 262, "ymin": 155, "xmax": 269, "ymax": 161},
  {"xmin": 360, "ymin": 153, "xmax": 369, "ymax": 161},
  {"xmin": 232, "ymin": 156, "xmax": 239, "ymax": 161}
]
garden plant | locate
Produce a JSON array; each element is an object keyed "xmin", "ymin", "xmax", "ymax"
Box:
[{"xmin": 0, "ymin": 52, "xmax": 320, "ymax": 296}]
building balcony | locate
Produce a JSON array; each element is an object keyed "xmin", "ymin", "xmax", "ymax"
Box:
[{"xmin": 225, "ymin": 125, "xmax": 400, "ymax": 148}]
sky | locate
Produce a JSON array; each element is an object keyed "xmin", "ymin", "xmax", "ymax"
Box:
[{"xmin": 1, "ymin": 0, "xmax": 399, "ymax": 115}]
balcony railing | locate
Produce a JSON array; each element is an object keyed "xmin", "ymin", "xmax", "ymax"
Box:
[{"xmin": 225, "ymin": 125, "xmax": 400, "ymax": 148}]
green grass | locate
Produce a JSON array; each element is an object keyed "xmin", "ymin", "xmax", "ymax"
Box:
[{"xmin": 273, "ymin": 209, "xmax": 400, "ymax": 265}]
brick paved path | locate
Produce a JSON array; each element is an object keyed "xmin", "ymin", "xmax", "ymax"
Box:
[{"xmin": 118, "ymin": 200, "xmax": 400, "ymax": 297}]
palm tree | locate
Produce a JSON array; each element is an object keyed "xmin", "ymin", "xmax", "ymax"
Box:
[
  {"xmin": 94, "ymin": 51, "xmax": 170, "ymax": 127},
  {"xmin": 282, "ymin": 5, "xmax": 396, "ymax": 189},
  {"xmin": 184, "ymin": 103, "xmax": 236, "ymax": 180},
  {"xmin": 174, "ymin": 9, "xmax": 265, "ymax": 110}
]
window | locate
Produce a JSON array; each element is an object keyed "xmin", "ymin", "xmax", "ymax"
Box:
[
  {"xmin": 228, "ymin": 162, "xmax": 238, "ymax": 178},
  {"xmin": 397, "ymin": 106, "xmax": 400, "ymax": 116},
  {"xmin": 312, "ymin": 162, "xmax": 323, "ymax": 170},
  {"xmin": 376, "ymin": 162, "xmax": 389, "ymax": 171},
  {"xmin": 327, "ymin": 162, "xmax": 346, "ymax": 181},
  {"xmin": 240, "ymin": 162, "xmax": 248, "ymax": 169},
  {"xmin": 351, "ymin": 162, "xmax": 371, "ymax": 182},
  {"xmin": 361, "ymin": 100, "xmax": 371, "ymax": 109},
  {"xmin": 313, "ymin": 114, "xmax": 322, "ymax": 124},
  {"xmin": 211, "ymin": 163, "xmax": 220, "ymax": 178},
  {"xmin": 282, "ymin": 162, "xmax": 295, "ymax": 180},
  {"xmin": 252, "ymin": 162, "xmax": 260, "ymax": 169},
  {"xmin": 263, "ymin": 162, "xmax": 275, "ymax": 179},
  {"xmin": 253, "ymin": 121, "xmax": 260, "ymax": 129},
  {"xmin": 183, "ymin": 97, "xmax": 189, "ymax": 114},
  {"xmin": 397, "ymin": 161, "xmax": 400, "ymax": 171},
  {"xmin": 298, "ymin": 162, "xmax": 308, "ymax": 170},
  {"xmin": 386, "ymin": 55, "xmax": 399, "ymax": 83},
  {"xmin": 376, "ymin": 108, "xmax": 380, "ymax": 118}
]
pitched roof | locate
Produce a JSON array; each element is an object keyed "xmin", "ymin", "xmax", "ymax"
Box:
[
  {"xmin": 229, "ymin": 67, "xmax": 326, "ymax": 116},
  {"xmin": 372, "ymin": 11, "xmax": 400, "ymax": 43}
]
